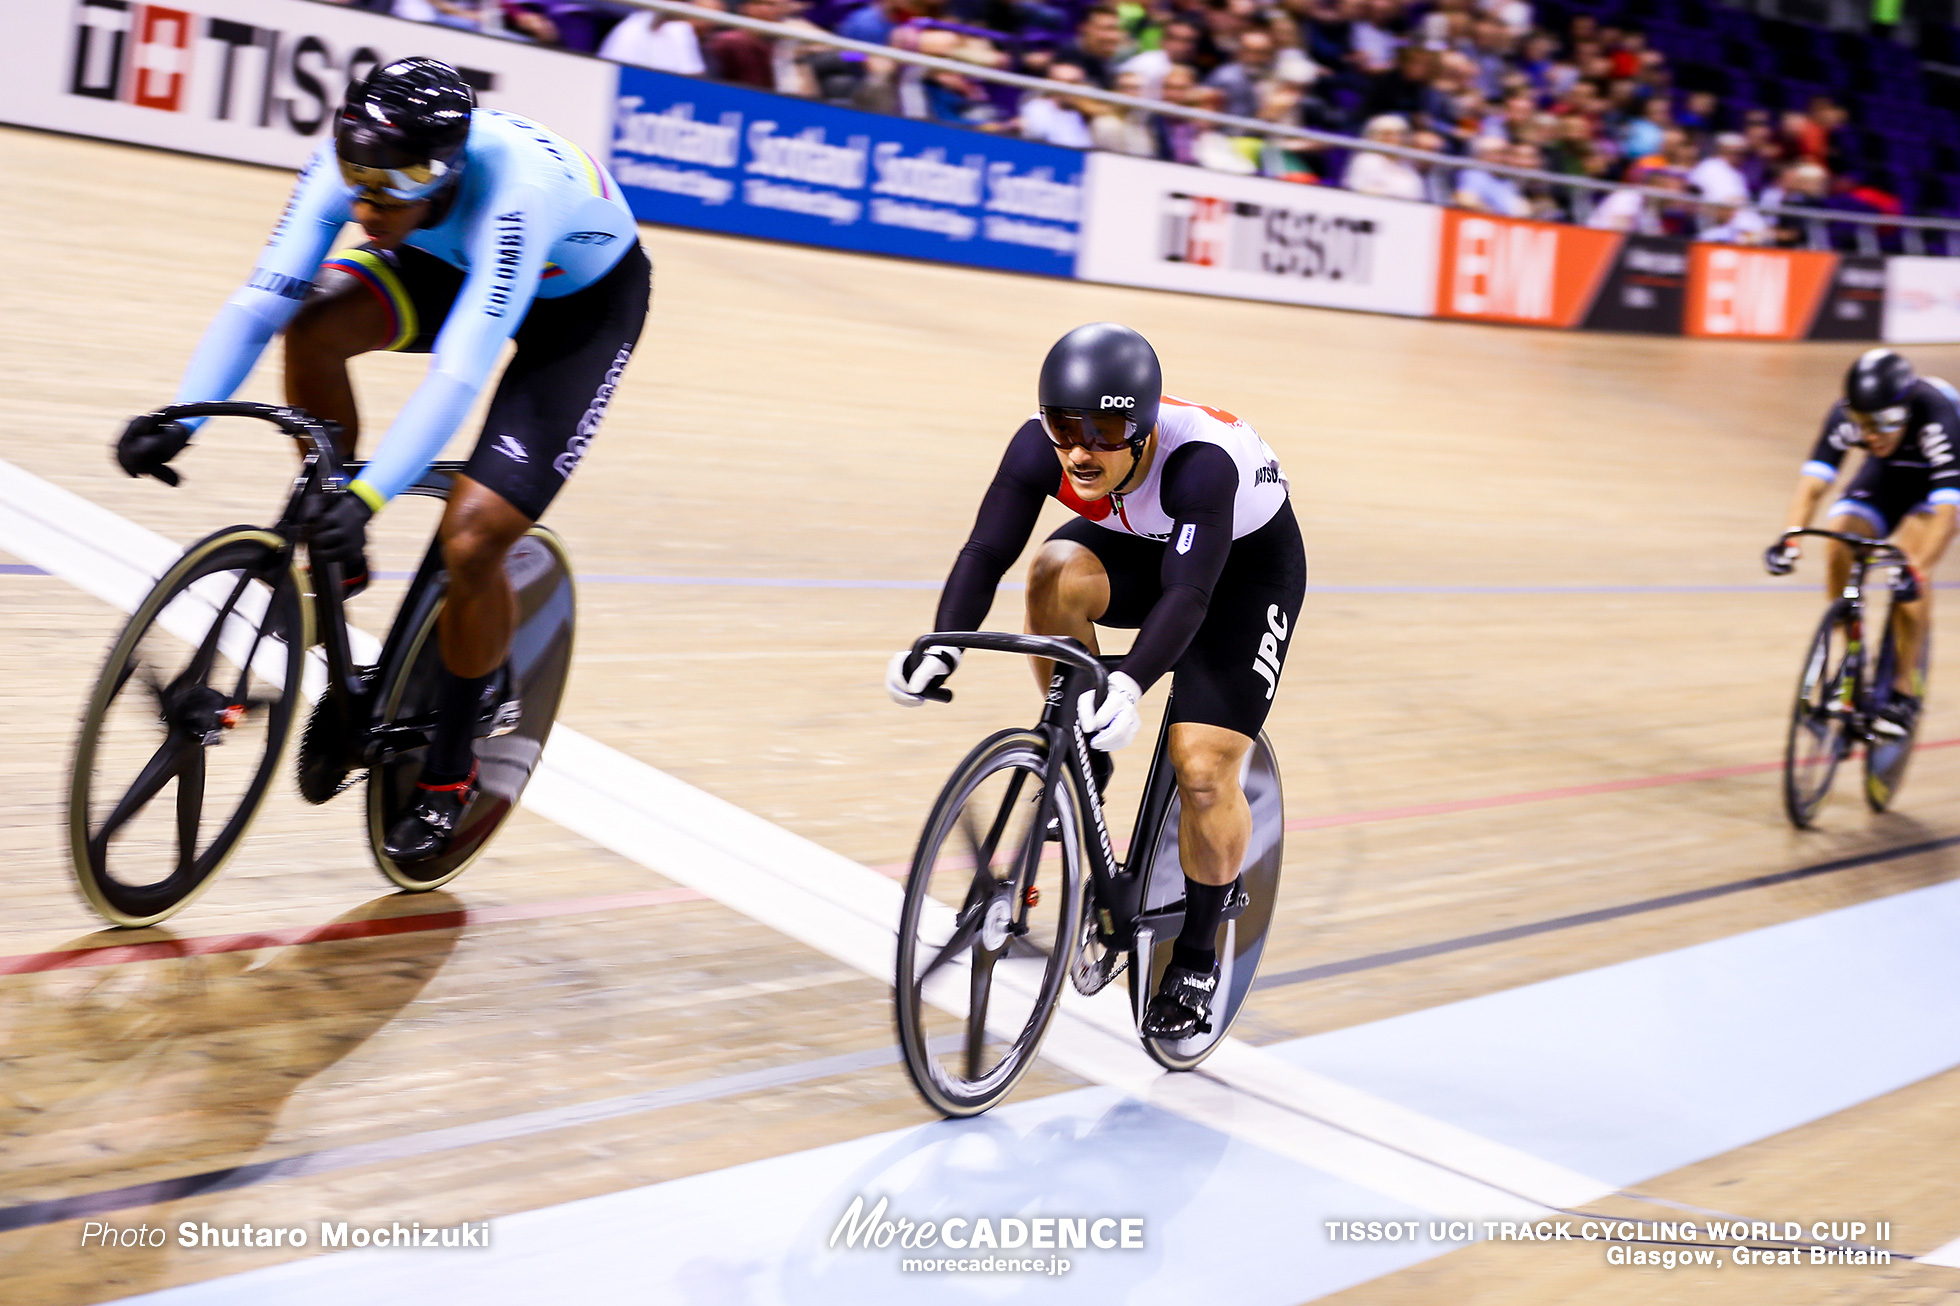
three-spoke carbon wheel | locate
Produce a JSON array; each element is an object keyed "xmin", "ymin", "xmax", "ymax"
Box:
[
  {"xmin": 895, "ymin": 729, "xmax": 1086, "ymax": 1118},
  {"xmin": 1783, "ymin": 598, "xmax": 1855, "ymax": 829},
  {"xmin": 69, "ymin": 528, "xmax": 309, "ymax": 926}
]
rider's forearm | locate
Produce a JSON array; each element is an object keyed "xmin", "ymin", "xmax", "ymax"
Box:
[
  {"xmin": 1120, "ymin": 583, "xmax": 1208, "ymax": 693},
  {"xmin": 351, "ymin": 371, "xmax": 479, "ymax": 507},
  {"xmin": 1923, "ymin": 502, "xmax": 1958, "ymax": 566},
  {"xmin": 935, "ymin": 542, "xmax": 1016, "ymax": 633},
  {"xmin": 932, "ymin": 472, "xmax": 1043, "ymax": 632},
  {"xmin": 1783, "ymin": 475, "xmax": 1831, "ymax": 533},
  {"xmin": 169, "ymin": 298, "xmax": 297, "ymax": 429}
]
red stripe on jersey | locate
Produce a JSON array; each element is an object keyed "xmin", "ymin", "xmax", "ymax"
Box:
[{"xmin": 1056, "ymin": 475, "xmax": 1114, "ymax": 522}]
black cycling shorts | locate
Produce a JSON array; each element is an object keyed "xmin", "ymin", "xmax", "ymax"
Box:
[
  {"xmin": 321, "ymin": 240, "xmax": 652, "ymax": 520},
  {"xmin": 1049, "ymin": 501, "xmax": 1307, "ymax": 739},
  {"xmin": 1827, "ymin": 457, "xmax": 1935, "ymax": 539}
]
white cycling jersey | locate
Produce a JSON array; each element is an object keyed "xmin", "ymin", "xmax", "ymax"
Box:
[{"xmin": 1053, "ymin": 395, "xmax": 1289, "ymax": 542}]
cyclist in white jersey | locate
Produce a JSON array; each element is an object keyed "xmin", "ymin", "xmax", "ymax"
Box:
[{"xmin": 887, "ymin": 323, "xmax": 1308, "ymax": 1039}]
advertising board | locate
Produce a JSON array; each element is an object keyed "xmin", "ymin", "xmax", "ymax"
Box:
[
  {"xmin": 610, "ymin": 65, "xmax": 1083, "ymax": 277},
  {"xmin": 0, "ymin": 0, "xmax": 614, "ymax": 169},
  {"xmin": 1682, "ymin": 246, "xmax": 1840, "ymax": 340},
  {"xmin": 1433, "ymin": 210, "xmax": 1622, "ymax": 327},
  {"xmin": 1073, "ymin": 152, "xmax": 1440, "ymax": 316},
  {"xmin": 1883, "ymin": 255, "xmax": 1960, "ymax": 343},
  {"xmin": 1579, "ymin": 235, "xmax": 1688, "ymax": 334}
]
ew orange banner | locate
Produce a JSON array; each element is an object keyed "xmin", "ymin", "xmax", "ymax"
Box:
[
  {"xmin": 1684, "ymin": 247, "xmax": 1840, "ymax": 339},
  {"xmin": 1434, "ymin": 211, "xmax": 1623, "ymax": 327}
]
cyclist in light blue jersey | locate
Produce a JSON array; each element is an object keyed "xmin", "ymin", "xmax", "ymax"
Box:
[{"xmin": 116, "ymin": 57, "xmax": 651, "ymax": 863}]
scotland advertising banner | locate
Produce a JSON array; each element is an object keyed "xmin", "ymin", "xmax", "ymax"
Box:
[{"xmin": 609, "ymin": 67, "xmax": 1083, "ymax": 277}]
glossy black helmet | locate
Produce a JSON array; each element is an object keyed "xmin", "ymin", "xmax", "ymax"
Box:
[
  {"xmin": 334, "ymin": 57, "xmax": 474, "ymax": 202},
  {"xmin": 1037, "ymin": 323, "xmax": 1162, "ymax": 454},
  {"xmin": 1844, "ymin": 348, "xmax": 1916, "ymax": 422}
]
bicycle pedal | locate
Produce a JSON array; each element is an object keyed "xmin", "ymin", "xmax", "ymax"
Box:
[{"xmin": 484, "ymin": 699, "xmax": 522, "ymax": 738}]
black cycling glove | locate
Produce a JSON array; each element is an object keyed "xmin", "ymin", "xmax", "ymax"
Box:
[
  {"xmin": 312, "ymin": 493, "xmax": 374, "ymax": 573},
  {"xmin": 115, "ymin": 415, "xmax": 194, "ymax": 486}
]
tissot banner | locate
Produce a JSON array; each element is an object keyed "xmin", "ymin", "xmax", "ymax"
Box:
[
  {"xmin": 0, "ymin": 0, "xmax": 615, "ymax": 166},
  {"xmin": 1073, "ymin": 152, "xmax": 1441, "ymax": 316},
  {"xmin": 610, "ymin": 65, "xmax": 1084, "ymax": 277}
]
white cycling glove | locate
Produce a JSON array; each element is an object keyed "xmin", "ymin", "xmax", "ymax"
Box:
[
  {"xmin": 1078, "ymin": 671, "xmax": 1142, "ymax": 751},
  {"xmin": 886, "ymin": 645, "xmax": 962, "ymax": 706}
]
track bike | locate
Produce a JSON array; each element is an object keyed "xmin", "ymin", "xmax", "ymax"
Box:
[
  {"xmin": 68, "ymin": 402, "xmax": 576, "ymax": 927},
  {"xmin": 1779, "ymin": 527, "xmax": 1929, "ymax": 828},
  {"xmin": 892, "ymin": 631, "xmax": 1286, "ymax": 1117}
]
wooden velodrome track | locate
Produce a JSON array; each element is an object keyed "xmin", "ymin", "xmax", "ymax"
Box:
[{"xmin": 6, "ymin": 122, "xmax": 1960, "ymax": 1304}]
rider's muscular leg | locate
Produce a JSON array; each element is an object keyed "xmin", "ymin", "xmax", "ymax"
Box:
[
  {"xmin": 416, "ymin": 477, "xmax": 530, "ymax": 784},
  {"xmin": 1168, "ymin": 724, "xmax": 1254, "ymax": 888},
  {"xmin": 1891, "ymin": 511, "xmax": 1947, "ymax": 694},
  {"xmin": 284, "ymin": 272, "xmax": 391, "ymax": 460},
  {"xmin": 437, "ymin": 477, "xmax": 532, "ymax": 679},
  {"xmin": 1024, "ymin": 540, "xmax": 1109, "ymax": 690},
  {"xmin": 1821, "ymin": 516, "xmax": 1867, "ymax": 604}
]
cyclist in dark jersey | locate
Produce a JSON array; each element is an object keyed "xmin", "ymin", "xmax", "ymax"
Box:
[
  {"xmin": 115, "ymin": 58, "xmax": 650, "ymax": 862},
  {"xmin": 888, "ymin": 323, "xmax": 1307, "ymax": 1040},
  {"xmin": 1766, "ymin": 348, "xmax": 1960, "ymax": 737}
]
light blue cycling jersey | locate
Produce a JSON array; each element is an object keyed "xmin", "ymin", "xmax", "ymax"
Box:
[{"xmin": 174, "ymin": 108, "xmax": 637, "ymax": 507}]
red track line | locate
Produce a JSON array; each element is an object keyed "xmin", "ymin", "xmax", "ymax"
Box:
[
  {"xmin": 0, "ymin": 886, "xmax": 705, "ymax": 978},
  {"xmin": 1286, "ymin": 734, "xmax": 1960, "ymax": 832},
  {"xmin": 13, "ymin": 736, "xmax": 1958, "ymax": 977},
  {"xmin": 1284, "ymin": 761, "xmax": 1783, "ymax": 830}
]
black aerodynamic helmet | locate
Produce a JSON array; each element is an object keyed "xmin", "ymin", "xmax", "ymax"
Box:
[
  {"xmin": 334, "ymin": 57, "xmax": 475, "ymax": 203},
  {"xmin": 1038, "ymin": 323, "xmax": 1162, "ymax": 454},
  {"xmin": 1844, "ymin": 348, "xmax": 1916, "ymax": 422}
]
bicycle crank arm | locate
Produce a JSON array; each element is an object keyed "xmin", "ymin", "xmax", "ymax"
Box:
[{"xmin": 365, "ymin": 721, "xmax": 439, "ymax": 764}]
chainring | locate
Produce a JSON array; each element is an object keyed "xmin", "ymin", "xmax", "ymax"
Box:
[
  {"xmin": 1071, "ymin": 914, "xmax": 1126, "ymax": 995},
  {"xmin": 295, "ymin": 693, "xmax": 362, "ymax": 804}
]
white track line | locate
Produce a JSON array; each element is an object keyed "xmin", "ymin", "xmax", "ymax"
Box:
[{"xmin": 0, "ymin": 455, "xmax": 1609, "ymax": 1218}]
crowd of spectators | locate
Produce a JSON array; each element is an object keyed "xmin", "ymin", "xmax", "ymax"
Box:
[{"xmin": 329, "ymin": 0, "xmax": 1923, "ymax": 234}]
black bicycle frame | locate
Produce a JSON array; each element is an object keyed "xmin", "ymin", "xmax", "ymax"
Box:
[
  {"xmin": 910, "ymin": 631, "xmax": 1174, "ymax": 949},
  {"xmin": 147, "ymin": 401, "xmax": 465, "ymax": 766},
  {"xmin": 1781, "ymin": 528, "xmax": 1916, "ymax": 669}
]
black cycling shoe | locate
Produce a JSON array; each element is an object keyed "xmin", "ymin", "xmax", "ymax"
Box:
[
  {"xmin": 1140, "ymin": 959, "xmax": 1220, "ymax": 1040},
  {"xmin": 383, "ymin": 765, "xmax": 478, "ymax": 863},
  {"xmin": 1873, "ymin": 691, "xmax": 1921, "ymax": 741},
  {"xmin": 1048, "ymin": 750, "xmax": 1113, "ymax": 840}
]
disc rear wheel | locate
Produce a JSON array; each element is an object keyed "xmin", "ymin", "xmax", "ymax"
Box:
[
  {"xmin": 894, "ymin": 729, "xmax": 1086, "ymax": 1117},
  {"xmin": 1865, "ymin": 614, "xmax": 1928, "ymax": 811},
  {"xmin": 1130, "ymin": 731, "xmax": 1285, "ymax": 1072},
  {"xmin": 366, "ymin": 527, "xmax": 576, "ymax": 891}
]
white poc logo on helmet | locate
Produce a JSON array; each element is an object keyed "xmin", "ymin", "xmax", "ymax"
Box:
[{"xmin": 1099, "ymin": 395, "xmax": 1134, "ymax": 410}]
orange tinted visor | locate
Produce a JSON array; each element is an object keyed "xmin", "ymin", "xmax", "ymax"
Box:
[{"xmin": 1041, "ymin": 408, "xmax": 1136, "ymax": 453}]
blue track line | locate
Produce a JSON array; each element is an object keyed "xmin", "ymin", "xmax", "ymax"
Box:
[{"xmin": 6, "ymin": 560, "xmax": 1951, "ymax": 596}]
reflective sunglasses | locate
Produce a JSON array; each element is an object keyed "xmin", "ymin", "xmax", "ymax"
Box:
[
  {"xmin": 1040, "ymin": 407, "xmax": 1137, "ymax": 453},
  {"xmin": 1852, "ymin": 406, "xmax": 1909, "ymax": 440},
  {"xmin": 338, "ymin": 157, "xmax": 454, "ymax": 204}
]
